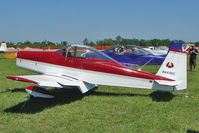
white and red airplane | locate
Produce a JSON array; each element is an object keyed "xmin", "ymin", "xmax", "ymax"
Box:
[
  {"xmin": 0, "ymin": 41, "xmax": 7, "ymax": 52},
  {"xmin": 7, "ymin": 44, "xmax": 187, "ymax": 98}
]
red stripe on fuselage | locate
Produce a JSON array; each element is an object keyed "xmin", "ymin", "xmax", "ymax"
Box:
[{"xmin": 17, "ymin": 51, "xmax": 173, "ymax": 81}]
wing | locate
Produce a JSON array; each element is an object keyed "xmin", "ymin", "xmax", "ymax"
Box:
[{"xmin": 6, "ymin": 74, "xmax": 97, "ymax": 93}]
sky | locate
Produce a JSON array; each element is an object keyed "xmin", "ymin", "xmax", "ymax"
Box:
[{"xmin": 0, "ymin": 0, "xmax": 198, "ymax": 44}]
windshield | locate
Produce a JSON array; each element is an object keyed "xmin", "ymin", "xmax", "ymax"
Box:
[{"xmin": 57, "ymin": 44, "xmax": 115, "ymax": 61}]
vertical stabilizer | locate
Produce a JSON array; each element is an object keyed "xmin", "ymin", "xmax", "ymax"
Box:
[
  {"xmin": 156, "ymin": 49, "xmax": 187, "ymax": 91},
  {"xmin": 0, "ymin": 41, "xmax": 7, "ymax": 51},
  {"xmin": 168, "ymin": 41, "xmax": 182, "ymax": 51}
]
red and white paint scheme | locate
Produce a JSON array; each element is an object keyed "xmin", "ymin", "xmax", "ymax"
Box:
[
  {"xmin": 0, "ymin": 41, "xmax": 7, "ymax": 52},
  {"xmin": 7, "ymin": 44, "xmax": 187, "ymax": 98}
]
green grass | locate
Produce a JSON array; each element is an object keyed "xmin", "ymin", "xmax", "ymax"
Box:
[{"xmin": 0, "ymin": 53, "xmax": 199, "ymax": 133}]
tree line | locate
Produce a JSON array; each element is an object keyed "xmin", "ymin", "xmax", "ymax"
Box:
[
  {"xmin": 6, "ymin": 36, "xmax": 199, "ymax": 48},
  {"xmin": 6, "ymin": 40, "xmax": 68, "ymax": 48}
]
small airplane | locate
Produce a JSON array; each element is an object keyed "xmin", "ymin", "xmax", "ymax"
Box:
[
  {"xmin": 7, "ymin": 44, "xmax": 187, "ymax": 98},
  {"xmin": 143, "ymin": 46, "xmax": 168, "ymax": 55},
  {"xmin": 102, "ymin": 41, "xmax": 182, "ymax": 66},
  {"xmin": 0, "ymin": 41, "xmax": 7, "ymax": 53},
  {"xmin": 143, "ymin": 41, "xmax": 183, "ymax": 55}
]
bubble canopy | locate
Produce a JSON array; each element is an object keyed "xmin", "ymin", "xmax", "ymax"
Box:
[{"xmin": 57, "ymin": 44, "xmax": 115, "ymax": 61}]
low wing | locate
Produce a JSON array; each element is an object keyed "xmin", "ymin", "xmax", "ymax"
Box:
[{"xmin": 6, "ymin": 74, "xmax": 97, "ymax": 93}]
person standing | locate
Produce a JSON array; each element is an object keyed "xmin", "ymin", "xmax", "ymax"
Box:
[{"xmin": 189, "ymin": 44, "xmax": 198, "ymax": 71}]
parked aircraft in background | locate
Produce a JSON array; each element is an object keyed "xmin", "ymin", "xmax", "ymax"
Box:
[
  {"xmin": 143, "ymin": 46, "xmax": 168, "ymax": 55},
  {"xmin": 4, "ymin": 51, "xmax": 18, "ymax": 59},
  {"xmin": 0, "ymin": 41, "xmax": 7, "ymax": 52},
  {"xmin": 102, "ymin": 41, "xmax": 182, "ymax": 66},
  {"xmin": 7, "ymin": 44, "xmax": 187, "ymax": 98}
]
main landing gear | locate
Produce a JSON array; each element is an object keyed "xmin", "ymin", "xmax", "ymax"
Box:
[{"xmin": 25, "ymin": 86, "xmax": 54, "ymax": 98}]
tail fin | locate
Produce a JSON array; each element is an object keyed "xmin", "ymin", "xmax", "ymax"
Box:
[
  {"xmin": 156, "ymin": 49, "xmax": 187, "ymax": 91},
  {"xmin": 0, "ymin": 41, "xmax": 7, "ymax": 50},
  {"xmin": 168, "ymin": 41, "xmax": 182, "ymax": 51}
]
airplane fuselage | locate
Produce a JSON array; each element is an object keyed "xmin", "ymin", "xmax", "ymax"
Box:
[{"xmin": 16, "ymin": 51, "xmax": 173, "ymax": 91}]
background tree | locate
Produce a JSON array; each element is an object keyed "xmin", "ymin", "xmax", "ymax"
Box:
[
  {"xmin": 88, "ymin": 41, "xmax": 96, "ymax": 46},
  {"xmin": 83, "ymin": 38, "xmax": 89, "ymax": 45},
  {"xmin": 5, "ymin": 38, "xmax": 198, "ymax": 48},
  {"xmin": 116, "ymin": 35, "xmax": 122, "ymax": 45},
  {"xmin": 61, "ymin": 41, "xmax": 68, "ymax": 46}
]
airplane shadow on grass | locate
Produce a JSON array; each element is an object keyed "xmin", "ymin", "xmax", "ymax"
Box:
[
  {"xmin": 87, "ymin": 89, "xmax": 175, "ymax": 102},
  {"xmin": 0, "ymin": 88, "xmax": 26, "ymax": 93},
  {"xmin": 4, "ymin": 87, "xmax": 175, "ymax": 114},
  {"xmin": 4, "ymin": 87, "xmax": 84, "ymax": 114}
]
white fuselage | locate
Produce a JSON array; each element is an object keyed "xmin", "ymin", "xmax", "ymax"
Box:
[{"xmin": 16, "ymin": 58, "xmax": 173, "ymax": 91}]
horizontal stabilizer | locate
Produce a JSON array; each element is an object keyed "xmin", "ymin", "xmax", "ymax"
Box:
[{"xmin": 155, "ymin": 80, "xmax": 182, "ymax": 87}]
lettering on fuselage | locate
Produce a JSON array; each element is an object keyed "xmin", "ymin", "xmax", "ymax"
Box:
[{"xmin": 162, "ymin": 70, "xmax": 175, "ymax": 75}]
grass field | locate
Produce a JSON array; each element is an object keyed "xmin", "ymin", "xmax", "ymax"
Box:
[{"xmin": 0, "ymin": 53, "xmax": 199, "ymax": 133}]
